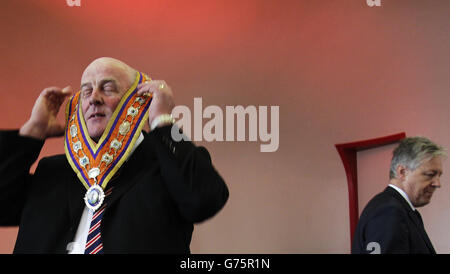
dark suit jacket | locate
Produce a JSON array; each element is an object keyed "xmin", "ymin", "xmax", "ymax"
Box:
[
  {"xmin": 0, "ymin": 126, "xmax": 229, "ymax": 253},
  {"xmin": 352, "ymin": 186, "xmax": 435, "ymax": 254}
]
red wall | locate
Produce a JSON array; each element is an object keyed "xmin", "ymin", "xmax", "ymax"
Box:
[{"xmin": 0, "ymin": 0, "xmax": 449, "ymax": 253}]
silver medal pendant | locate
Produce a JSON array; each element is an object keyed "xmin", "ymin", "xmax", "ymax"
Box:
[{"xmin": 84, "ymin": 184, "xmax": 105, "ymax": 211}]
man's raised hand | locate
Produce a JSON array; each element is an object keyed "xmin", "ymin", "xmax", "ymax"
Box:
[{"xmin": 19, "ymin": 86, "xmax": 73, "ymax": 140}]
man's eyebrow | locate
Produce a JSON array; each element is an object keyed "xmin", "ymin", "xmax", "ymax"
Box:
[{"xmin": 425, "ymin": 169, "xmax": 443, "ymax": 175}]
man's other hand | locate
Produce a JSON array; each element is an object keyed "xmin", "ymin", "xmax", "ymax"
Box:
[
  {"xmin": 136, "ymin": 80, "xmax": 175, "ymax": 130},
  {"xmin": 19, "ymin": 86, "xmax": 73, "ymax": 140}
]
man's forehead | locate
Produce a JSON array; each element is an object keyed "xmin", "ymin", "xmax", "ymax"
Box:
[
  {"xmin": 419, "ymin": 156, "xmax": 444, "ymax": 171},
  {"xmin": 81, "ymin": 63, "xmax": 124, "ymax": 83},
  {"xmin": 81, "ymin": 57, "xmax": 136, "ymax": 84}
]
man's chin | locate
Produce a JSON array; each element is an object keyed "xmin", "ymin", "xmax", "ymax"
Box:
[
  {"xmin": 87, "ymin": 129, "xmax": 104, "ymax": 143},
  {"xmin": 414, "ymin": 199, "xmax": 431, "ymax": 208},
  {"xmin": 86, "ymin": 121, "xmax": 107, "ymax": 142}
]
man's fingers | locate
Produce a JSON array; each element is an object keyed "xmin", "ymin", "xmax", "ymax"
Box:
[
  {"xmin": 137, "ymin": 80, "xmax": 168, "ymax": 94},
  {"xmin": 62, "ymin": 86, "xmax": 73, "ymax": 96},
  {"xmin": 41, "ymin": 87, "xmax": 61, "ymax": 97},
  {"xmin": 137, "ymin": 89, "xmax": 153, "ymax": 96},
  {"xmin": 136, "ymin": 83, "xmax": 151, "ymax": 95},
  {"xmin": 42, "ymin": 86, "xmax": 72, "ymax": 96},
  {"xmin": 42, "ymin": 86, "xmax": 73, "ymax": 105},
  {"xmin": 36, "ymin": 86, "xmax": 73, "ymax": 117}
]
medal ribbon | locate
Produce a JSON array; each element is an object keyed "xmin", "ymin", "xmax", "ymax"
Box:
[{"xmin": 64, "ymin": 72, "xmax": 152, "ymax": 192}]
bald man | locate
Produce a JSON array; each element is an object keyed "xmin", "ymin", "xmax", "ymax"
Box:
[{"xmin": 0, "ymin": 57, "xmax": 229, "ymax": 254}]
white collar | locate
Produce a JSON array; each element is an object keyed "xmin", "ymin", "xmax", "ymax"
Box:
[{"xmin": 388, "ymin": 184, "xmax": 416, "ymax": 211}]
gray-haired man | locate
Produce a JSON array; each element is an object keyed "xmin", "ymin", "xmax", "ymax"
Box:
[{"xmin": 352, "ymin": 136, "xmax": 446, "ymax": 254}]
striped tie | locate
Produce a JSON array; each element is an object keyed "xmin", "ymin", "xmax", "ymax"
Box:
[{"xmin": 84, "ymin": 187, "xmax": 113, "ymax": 254}]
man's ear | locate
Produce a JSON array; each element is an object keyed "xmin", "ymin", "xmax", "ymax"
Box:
[{"xmin": 396, "ymin": 165, "xmax": 408, "ymax": 181}]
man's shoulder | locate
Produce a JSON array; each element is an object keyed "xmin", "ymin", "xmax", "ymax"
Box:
[
  {"xmin": 40, "ymin": 153, "xmax": 67, "ymax": 162},
  {"xmin": 360, "ymin": 187, "xmax": 408, "ymax": 220},
  {"xmin": 36, "ymin": 153, "xmax": 69, "ymax": 171}
]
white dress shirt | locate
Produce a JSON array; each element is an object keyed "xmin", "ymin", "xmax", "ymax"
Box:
[
  {"xmin": 388, "ymin": 184, "xmax": 416, "ymax": 211},
  {"xmin": 67, "ymin": 133, "xmax": 144, "ymax": 254}
]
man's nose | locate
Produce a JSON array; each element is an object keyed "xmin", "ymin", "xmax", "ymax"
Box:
[
  {"xmin": 89, "ymin": 88, "xmax": 104, "ymax": 105},
  {"xmin": 432, "ymin": 177, "xmax": 441, "ymax": 188}
]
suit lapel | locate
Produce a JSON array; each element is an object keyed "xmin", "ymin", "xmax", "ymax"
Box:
[
  {"xmin": 104, "ymin": 132, "xmax": 158, "ymax": 210},
  {"xmin": 385, "ymin": 187, "xmax": 436, "ymax": 253},
  {"xmin": 65, "ymin": 165, "xmax": 86, "ymax": 231},
  {"xmin": 407, "ymin": 209, "xmax": 436, "ymax": 254}
]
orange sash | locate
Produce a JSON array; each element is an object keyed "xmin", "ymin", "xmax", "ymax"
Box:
[{"xmin": 64, "ymin": 72, "xmax": 152, "ymax": 204}]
